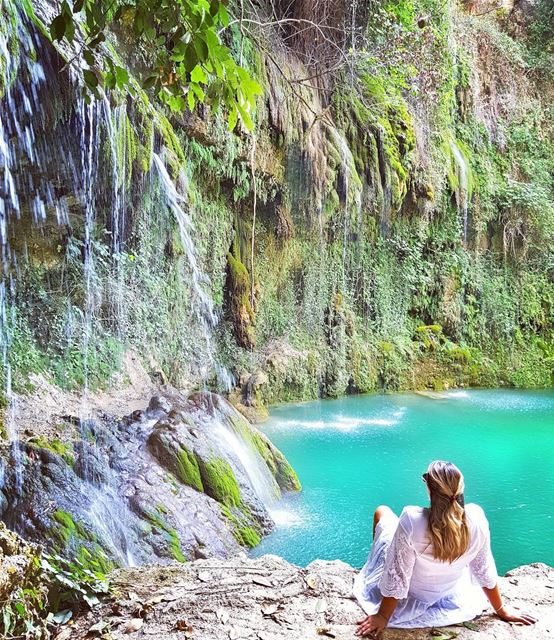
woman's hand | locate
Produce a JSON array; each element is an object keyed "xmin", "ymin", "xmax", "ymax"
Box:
[
  {"xmin": 355, "ymin": 613, "xmax": 387, "ymax": 637},
  {"xmin": 496, "ymin": 606, "xmax": 537, "ymax": 625}
]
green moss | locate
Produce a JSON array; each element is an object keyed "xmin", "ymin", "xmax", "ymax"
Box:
[
  {"xmin": 163, "ymin": 528, "xmax": 186, "ymax": 562},
  {"xmin": 199, "ymin": 458, "xmax": 241, "ymax": 507},
  {"xmin": 28, "ymin": 437, "xmax": 74, "ymax": 466},
  {"xmin": 52, "ymin": 510, "xmax": 76, "ymax": 542},
  {"xmin": 273, "ymin": 450, "xmax": 302, "ymax": 492},
  {"xmin": 153, "ymin": 112, "xmax": 186, "ymax": 176},
  {"xmin": 175, "ymin": 447, "xmax": 204, "ymax": 492},
  {"xmin": 50, "ymin": 510, "xmax": 97, "ymax": 551},
  {"xmin": 76, "ymin": 544, "xmax": 115, "ymax": 574},
  {"xmin": 235, "ymin": 526, "xmax": 261, "ymax": 548},
  {"xmin": 143, "ymin": 509, "xmax": 186, "ymax": 562},
  {"xmin": 226, "ymin": 247, "xmax": 256, "ymax": 348},
  {"xmin": 219, "ymin": 504, "xmax": 263, "ymax": 549}
]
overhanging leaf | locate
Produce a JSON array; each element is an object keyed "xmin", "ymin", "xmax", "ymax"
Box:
[
  {"xmin": 50, "ymin": 14, "xmax": 67, "ymax": 41},
  {"xmin": 83, "ymin": 69, "xmax": 99, "ymax": 88}
]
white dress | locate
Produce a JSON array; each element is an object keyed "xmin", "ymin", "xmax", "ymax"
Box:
[{"xmin": 353, "ymin": 503, "xmax": 498, "ymax": 628}]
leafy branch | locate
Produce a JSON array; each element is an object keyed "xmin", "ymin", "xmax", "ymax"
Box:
[{"xmin": 48, "ymin": 0, "xmax": 262, "ymax": 130}]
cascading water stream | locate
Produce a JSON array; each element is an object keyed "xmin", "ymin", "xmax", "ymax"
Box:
[
  {"xmin": 0, "ymin": 4, "xmax": 138, "ymax": 562},
  {"xmin": 103, "ymin": 102, "xmax": 128, "ymax": 335},
  {"xmin": 151, "ymin": 152, "xmax": 234, "ymax": 392},
  {"xmin": 74, "ymin": 98, "xmax": 138, "ymax": 566},
  {"xmin": 450, "ymin": 140, "xmax": 469, "ymax": 244},
  {"xmin": 0, "ymin": 1, "xmax": 54, "ymax": 493},
  {"xmin": 215, "ymin": 418, "xmax": 280, "ymax": 507},
  {"xmin": 333, "ymin": 130, "xmax": 362, "ymax": 295}
]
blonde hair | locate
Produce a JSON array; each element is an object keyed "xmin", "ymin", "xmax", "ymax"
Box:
[{"xmin": 425, "ymin": 460, "xmax": 470, "ymax": 563}]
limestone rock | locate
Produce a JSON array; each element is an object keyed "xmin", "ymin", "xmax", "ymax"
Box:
[
  {"xmin": 0, "ymin": 392, "xmax": 300, "ymax": 566},
  {"xmin": 65, "ymin": 556, "xmax": 553, "ymax": 639}
]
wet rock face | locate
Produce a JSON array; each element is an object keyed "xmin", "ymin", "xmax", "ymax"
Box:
[
  {"xmin": 66, "ymin": 557, "xmax": 554, "ymax": 640},
  {"xmin": 0, "ymin": 392, "xmax": 300, "ymax": 567}
]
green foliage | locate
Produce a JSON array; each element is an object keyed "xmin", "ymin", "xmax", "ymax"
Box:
[
  {"xmin": 0, "ymin": 556, "xmax": 48, "ymax": 640},
  {"xmin": 40, "ymin": 550, "xmax": 111, "ymax": 610},
  {"xmin": 3, "ymin": 0, "xmax": 554, "ymax": 409},
  {"xmin": 47, "ymin": 0, "xmax": 262, "ymax": 130},
  {"xmin": 526, "ymin": 0, "xmax": 554, "ymax": 76},
  {"xmin": 1, "ymin": 548, "xmax": 110, "ymax": 640}
]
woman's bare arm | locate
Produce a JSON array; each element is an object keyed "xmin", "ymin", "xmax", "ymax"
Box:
[
  {"xmin": 356, "ymin": 597, "xmax": 398, "ymax": 637},
  {"xmin": 482, "ymin": 584, "xmax": 537, "ymax": 625}
]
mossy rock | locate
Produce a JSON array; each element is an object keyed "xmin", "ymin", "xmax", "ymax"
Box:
[
  {"xmin": 28, "ymin": 437, "xmax": 75, "ymax": 466},
  {"xmin": 219, "ymin": 504, "xmax": 263, "ymax": 549},
  {"xmin": 234, "ymin": 525, "xmax": 262, "ymax": 548},
  {"xmin": 147, "ymin": 431, "xmax": 203, "ymax": 492},
  {"xmin": 175, "ymin": 447, "xmax": 204, "ymax": 492},
  {"xmin": 198, "ymin": 458, "xmax": 241, "ymax": 508},
  {"xmin": 230, "ymin": 415, "xmax": 301, "ymax": 494},
  {"xmin": 51, "ymin": 510, "xmax": 95, "ymax": 546},
  {"xmin": 143, "ymin": 508, "xmax": 186, "ymax": 563},
  {"xmin": 226, "ymin": 249, "xmax": 256, "ymax": 349},
  {"xmin": 273, "ymin": 450, "xmax": 302, "ymax": 492}
]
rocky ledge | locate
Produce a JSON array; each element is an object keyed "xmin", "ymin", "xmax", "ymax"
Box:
[{"xmin": 64, "ymin": 555, "xmax": 553, "ymax": 640}]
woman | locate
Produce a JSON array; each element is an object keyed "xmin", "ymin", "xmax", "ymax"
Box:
[{"xmin": 353, "ymin": 460, "xmax": 537, "ymax": 637}]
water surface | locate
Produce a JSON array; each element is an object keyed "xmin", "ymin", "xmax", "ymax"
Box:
[{"xmin": 253, "ymin": 390, "xmax": 554, "ymax": 574}]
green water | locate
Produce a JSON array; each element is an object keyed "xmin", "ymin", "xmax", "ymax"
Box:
[{"xmin": 253, "ymin": 390, "xmax": 554, "ymax": 574}]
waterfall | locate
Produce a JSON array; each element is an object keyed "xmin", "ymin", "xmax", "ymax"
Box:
[
  {"xmin": 103, "ymin": 102, "xmax": 129, "ymax": 335},
  {"xmin": 0, "ymin": 5, "xmax": 144, "ymax": 563},
  {"xmin": 0, "ymin": 1, "xmax": 53, "ymax": 492},
  {"xmin": 0, "ymin": 0, "xmax": 246, "ymax": 566},
  {"xmin": 151, "ymin": 152, "xmax": 234, "ymax": 391},
  {"xmin": 215, "ymin": 418, "xmax": 280, "ymax": 508},
  {"xmin": 450, "ymin": 141, "xmax": 469, "ymax": 244},
  {"xmin": 332, "ymin": 129, "xmax": 362, "ymax": 293}
]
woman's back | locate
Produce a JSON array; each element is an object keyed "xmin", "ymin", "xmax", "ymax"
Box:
[{"xmin": 398, "ymin": 503, "xmax": 497, "ymax": 602}]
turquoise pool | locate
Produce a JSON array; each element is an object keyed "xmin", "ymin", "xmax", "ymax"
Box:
[{"xmin": 252, "ymin": 389, "xmax": 554, "ymax": 574}]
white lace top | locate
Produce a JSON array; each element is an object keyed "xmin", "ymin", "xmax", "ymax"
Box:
[{"xmin": 353, "ymin": 503, "xmax": 498, "ymax": 628}]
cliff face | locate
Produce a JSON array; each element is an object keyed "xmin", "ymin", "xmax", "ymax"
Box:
[{"xmin": 0, "ymin": 0, "xmax": 552, "ymax": 418}]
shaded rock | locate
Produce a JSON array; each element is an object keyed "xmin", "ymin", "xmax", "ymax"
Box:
[{"xmin": 147, "ymin": 395, "xmax": 173, "ymax": 415}]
